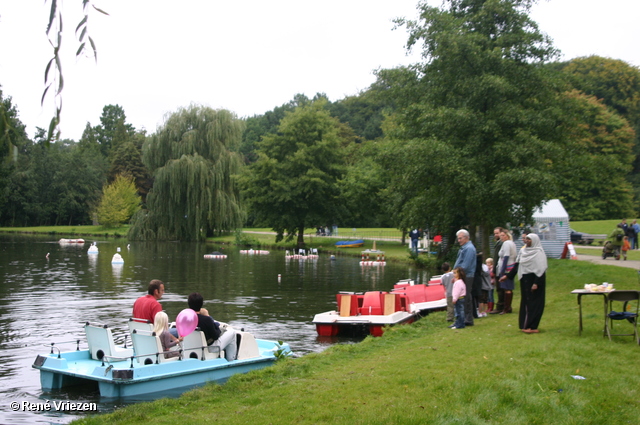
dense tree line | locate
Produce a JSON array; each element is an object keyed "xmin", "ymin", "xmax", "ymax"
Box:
[{"xmin": 1, "ymin": 0, "xmax": 639, "ymax": 246}]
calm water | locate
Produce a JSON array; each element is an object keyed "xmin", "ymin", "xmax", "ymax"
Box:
[{"xmin": 0, "ymin": 234, "xmax": 429, "ymax": 424}]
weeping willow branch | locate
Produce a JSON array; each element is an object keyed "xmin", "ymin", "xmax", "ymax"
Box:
[{"xmin": 42, "ymin": 0, "xmax": 108, "ymax": 142}]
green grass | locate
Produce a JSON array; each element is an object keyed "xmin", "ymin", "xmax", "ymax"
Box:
[
  {"xmin": 0, "ymin": 225, "xmax": 130, "ymax": 237},
  {"xmin": 212, "ymin": 229, "xmax": 422, "ymax": 264},
  {"xmin": 72, "ymin": 259, "xmax": 640, "ymax": 425},
  {"xmin": 570, "ymin": 220, "xmax": 635, "ymax": 235}
]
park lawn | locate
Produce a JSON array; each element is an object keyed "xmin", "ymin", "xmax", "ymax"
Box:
[
  {"xmin": 73, "ymin": 259, "xmax": 640, "ymax": 425},
  {"xmin": 212, "ymin": 230, "xmax": 418, "ymax": 264},
  {"xmin": 0, "ymin": 225, "xmax": 130, "ymax": 237},
  {"xmin": 570, "ymin": 220, "xmax": 637, "ymax": 235}
]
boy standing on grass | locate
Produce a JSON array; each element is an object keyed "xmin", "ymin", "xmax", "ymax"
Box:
[
  {"xmin": 622, "ymin": 236, "xmax": 631, "ymax": 260},
  {"xmin": 450, "ymin": 267, "xmax": 467, "ymax": 330}
]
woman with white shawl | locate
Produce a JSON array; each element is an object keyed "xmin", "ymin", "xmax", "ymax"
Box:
[{"xmin": 501, "ymin": 233, "xmax": 547, "ymax": 333}]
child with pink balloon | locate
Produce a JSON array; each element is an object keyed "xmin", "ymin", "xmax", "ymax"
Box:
[{"xmin": 153, "ymin": 311, "xmax": 183, "ymax": 358}]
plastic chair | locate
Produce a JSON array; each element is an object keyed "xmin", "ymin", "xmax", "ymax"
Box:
[
  {"xmin": 182, "ymin": 329, "xmax": 222, "ymax": 360},
  {"xmin": 127, "ymin": 318, "xmax": 153, "ymax": 333},
  {"xmin": 84, "ymin": 323, "xmax": 134, "ymax": 361},
  {"xmin": 131, "ymin": 329, "xmax": 180, "ymax": 364},
  {"xmin": 605, "ymin": 291, "xmax": 639, "ymax": 344}
]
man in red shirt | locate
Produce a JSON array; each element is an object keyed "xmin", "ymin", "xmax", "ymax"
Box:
[{"xmin": 132, "ymin": 280, "xmax": 165, "ymax": 323}]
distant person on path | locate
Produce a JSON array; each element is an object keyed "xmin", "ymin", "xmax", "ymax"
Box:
[
  {"xmin": 453, "ymin": 229, "xmax": 476, "ymax": 326},
  {"xmin": 490, "ymin": 227, "xmax": 505, "ymax": 315},
  {"xmin": 619, "ymin": 218, "xmax": 629, "ymax": 244},
  {"xmin": 187, "ymin": 292, "xmax": 237, "ymax": 361},
  {"xmin": 440, "ymin": 262, "xmax": 455, "ymax": 322},
  {"xmin": 409, "ymin": 228, "xmax": 422, "ymax": 254},
  {"xmin": 133, "ymin": 280, "xmax": 165, "ymax": 323},
  {"xmin": 629, "ymin": 220, "xmax": 640, "ymax": 249},
  {"xmin": 450, "ymin": 267, "xmax": 467, "ymax": 330},
  {"xmin": 500, "ymin": 233, "xmax": 547, "ymax": 334}
]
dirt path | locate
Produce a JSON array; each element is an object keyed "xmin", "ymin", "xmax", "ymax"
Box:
[{"xmin": 576, "ymin": 253, "xmax": 640, "ymax": 269}]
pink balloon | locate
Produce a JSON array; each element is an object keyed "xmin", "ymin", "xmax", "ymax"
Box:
[{"xmin": 176, "ymin": 309, "xmax": 198, "ymax": 337}]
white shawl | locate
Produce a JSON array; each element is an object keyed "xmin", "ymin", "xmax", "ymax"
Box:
[{"xmin": 516, "ymin": 233, "xmax": 547, "ymax": 278}]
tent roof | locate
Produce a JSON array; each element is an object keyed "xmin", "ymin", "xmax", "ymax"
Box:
[{"xmin": 532, "ymin": 199, "xmax": 569, "ymax": 222}]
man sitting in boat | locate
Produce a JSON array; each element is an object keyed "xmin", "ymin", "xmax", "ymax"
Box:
[
  {"xmin": 133, "ymin": 280, "xmax": 165, "ymax": 323},
  {"xmin": 187, "ymin": 292, "xmax": 238, "ymax": 361}
]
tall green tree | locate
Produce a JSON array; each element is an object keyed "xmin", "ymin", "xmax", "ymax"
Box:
[
  {"xmin": 241, "ymin": 100, "xmax": 347, "ymax": 247},
  {"xmin": 383, "ymin": 0, "xmax": 565, "ymax": 253},
  {"xmin": 108, "ymin": 131, "xmax": 152, "ymax": 200},
  {"xmin": 128, "ymin": 105, "xmax": 245, "ymax": 241},
  {"xmin": 95, "ymin": 104, "xmax": 135, "ymax": 157},
  {"xmin": 556, "ymin": 90, "xmax": 635, "ymax": 219}
]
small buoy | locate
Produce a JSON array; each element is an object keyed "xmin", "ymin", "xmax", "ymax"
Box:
[
  {"xmin": 127, "ymin": 244, "xmax": 130, "ymax": 250},
  {"xmin": 46, "ymin": 252, "xmax": 50, "ymax": 259},
  {"xmin": 277, "ymin": 274, "xmax": 282, "ymax": 282}
]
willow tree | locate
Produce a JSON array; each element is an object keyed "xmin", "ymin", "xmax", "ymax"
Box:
[{"xmin": 128, "ymin": 106, "xmax": 245, "ymax": 241}]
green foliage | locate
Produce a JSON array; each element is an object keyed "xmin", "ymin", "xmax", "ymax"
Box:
[
  {"xmin": 108, "ymin": 135, "xmax": 152, "ymax": 200},
  {"xmin": 559, "ymin": 56, "xmax": 640, "ymax": 121},
  {"xmin": 129, "ymin": 106, "xmax": 245, "ymax": 241},
  {"xmin": 556, "ymin": 91, "xmax": 636, "ymax": 219},
  {"xmin": 272, "ymin": 341, "xmax": 292, "ymax": 361},
  {"xmin": 234, "ymin": 228, "xmax": 261, "ymax": 247},
  {"xmin": 96, "ymin": 174, "xmax": 141, "ymax": 227},
  {"xmin": 240, "ymin": 100, "xmax": 347, "ymax": 247},
  {"xmin": 0, "ymin": 134, "xmax": 107, "ymax": 226},
  {"xmin": 382, "ymin": 0, "xmax": 566, "ymax": 250},
  {"xmin": 339, "ymin": 141, "xmax": 393, "ymax": 227}
]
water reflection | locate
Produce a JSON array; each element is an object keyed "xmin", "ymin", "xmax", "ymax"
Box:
[{"xmin": 0, "ymin": 234, "xmax": 426, "ymax": 423}]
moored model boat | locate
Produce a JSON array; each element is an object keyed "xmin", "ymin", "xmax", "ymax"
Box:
[
  {"xmin": 33, "ymin": 322, "xmax": 291, "ymax": 399},
  {"xmin": 204, "ymin": 251, "xmax": 227, "ymax": 259},
  {"xmin": 334, "ymin": 240, "xmax": 364, "ymax": 248},
  {"xmin": 312, "ymin": 278, "xmax": 446, "ymax": 337},
  {"xmin": 59, "ymin": 238, "xmax": 85, "ymax": 244}
]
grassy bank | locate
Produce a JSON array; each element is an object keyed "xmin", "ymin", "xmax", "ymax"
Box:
[
  {"xmin": 219, "ymin": 229, "xmax": 420, "ymax": 264},
  {"xmin": 73, "ymin": 259, "xmax": 640, "ymax": 425},
  {"xmin": 0, "ymin": 225, "xmax": 130, "ymax": 238}
]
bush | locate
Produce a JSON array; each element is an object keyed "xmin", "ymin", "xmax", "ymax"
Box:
[{"xmin": 234, "ymin": 229, "xmax": 261, "ymax": 247}]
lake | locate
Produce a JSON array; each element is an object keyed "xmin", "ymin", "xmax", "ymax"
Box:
[{"xmin": 0, "ymin": 234, "xmax": 429, "ymax": 424}]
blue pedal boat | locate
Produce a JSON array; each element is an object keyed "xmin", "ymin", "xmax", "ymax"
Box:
[{"xmin": 33, "ymin": 322, "xmax": 291, "ymax": 399}]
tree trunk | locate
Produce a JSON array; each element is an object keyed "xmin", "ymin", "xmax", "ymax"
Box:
[{"xmin": 297, "ymin": 224, "xmax": 305, "ymax": 249}]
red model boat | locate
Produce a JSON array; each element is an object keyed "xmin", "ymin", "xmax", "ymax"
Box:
[{"xmin": 312, "ymin": 278, "xmax": 446, "ymax": 337}]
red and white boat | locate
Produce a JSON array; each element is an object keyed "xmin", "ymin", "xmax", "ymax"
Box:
[{"xmin": 312, "ymin": 277, "xmax": 446, "ymax": 337}]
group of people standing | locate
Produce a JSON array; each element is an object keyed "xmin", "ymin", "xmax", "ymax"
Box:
[
  {"xmin": 132, "ymin": 280, "xmax": 238, "ymax": 361},
  {"xmin": 442, "ymin": 227, "xmax": 548, "ymax": 333}
]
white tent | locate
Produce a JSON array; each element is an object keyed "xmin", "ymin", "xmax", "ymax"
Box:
[{"xmin": 530, "ymin": 199, "xmax": 570, "ymax": 259}]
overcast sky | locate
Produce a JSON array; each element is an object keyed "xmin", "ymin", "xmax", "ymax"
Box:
[{"xmin": 1, "ymin": 0, "xmax": 639, "ymax": 141}]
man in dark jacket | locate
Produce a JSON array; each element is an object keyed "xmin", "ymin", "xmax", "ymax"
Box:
[{"xmin": 490, "ymin": 227, "xmax": 504, "ymax": 314}]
